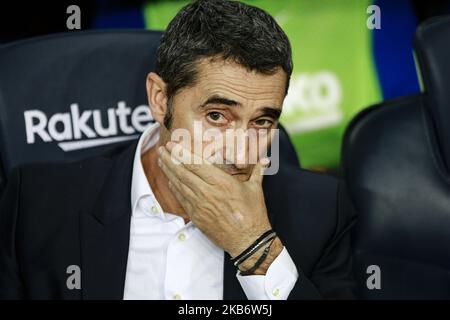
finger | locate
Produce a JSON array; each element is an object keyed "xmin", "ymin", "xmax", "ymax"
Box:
[
  {"xmin": 167, "ymin": 141, "xmax": 212, "ymax": 165},
  {"xmin": 167, "ymin": 180, "xmax": 194, "ymax": 215},
  {"xmin": 158, "ymin": 146, "xmax": 204, "ymax": 192},
  {"xmin": 166, "ymin": 142, "xmax": 229, "ymax": 185},
  {"xmin": 249, "ymin": 157, "xmax": 271, "ymax": 184},
  {"xmin": 158, "ymin": 157, "xmax": 197, "ymax": 200}
]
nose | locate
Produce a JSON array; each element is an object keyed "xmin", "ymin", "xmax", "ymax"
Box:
[
  {"xmin": 220, "ymin": 146, "xmax": 250, "ymax": 169},
  {"xmin": 209, "ymin": 126, "xmax": 268, "ymax": 169},
  {"xmin": 222, "ymin": 130, "xmax": 254, "ymax": 170}
]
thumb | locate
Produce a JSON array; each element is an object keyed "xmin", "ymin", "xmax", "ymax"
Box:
[{"xmin": 249, "ymin": 157, "xmax": 271, "ymax": 184}]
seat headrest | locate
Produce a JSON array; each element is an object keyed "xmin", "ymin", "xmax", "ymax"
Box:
[
  {"xmin": 414, "ymin": 15, "xmax": 450, "ymax": 170},
  {"xmin": 0, "ymin": 30, "xmax": 163, "ymax": 174}
]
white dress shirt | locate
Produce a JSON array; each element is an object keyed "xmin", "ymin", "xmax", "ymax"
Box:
[{"xmin": 123, "ymin": 122, "xmax": 298, "ymax": 300}]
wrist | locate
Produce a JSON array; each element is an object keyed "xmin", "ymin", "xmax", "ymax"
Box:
[
  {"xmin": 228, "ymin": 224, "xmax": 272, "ymax": 258},
  {"xmin": 238, "ymin": 237, "xmax": 283, "ymax": 275}
]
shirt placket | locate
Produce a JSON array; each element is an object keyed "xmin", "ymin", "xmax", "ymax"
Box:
[{"xmin": 164, "ymin": 220, "xmax": 191, "ymax": 300}]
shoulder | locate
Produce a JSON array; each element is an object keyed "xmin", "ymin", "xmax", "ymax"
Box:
[
  {"xmin": 6, "ymin": 151, "xmax": 119, "ymax": 219},
  {"xmin": 264, "ymin": 163, "xmax": 340, "ymax": 214},
  {"xmin": 17, "ymin": 157, "xmax": 108, "ymax": 194},
  {"xmin": 282, "ymin": 164, "xmax": 338, "ymax": 195},
  {"xmin": 13, "ymin": 142, "xmax": 133, "ymax": 197}
]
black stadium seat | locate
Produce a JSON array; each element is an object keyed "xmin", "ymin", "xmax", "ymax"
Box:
[
  {"xmin": 0, "ymin": 30, "xmax": 299, "ymax": 195},
  {"xmin": 343, "ymin": 16, "xmax": 450, "ymax": 299},
  {"xmin": 0, "ymin": 30, "xmax": 162, "ymax": 193}
]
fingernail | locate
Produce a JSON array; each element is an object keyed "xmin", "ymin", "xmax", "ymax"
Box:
[
  {"xmin": 261, "ymin": 158, "xmax": 271, "ymax": 166},
  {"xmin": 166, "ymin": 141, "xmax": 175, "ymax": 150},
  {"xmin": 158, "ymin": 146, "xmax": 164, "ymax": 155}
]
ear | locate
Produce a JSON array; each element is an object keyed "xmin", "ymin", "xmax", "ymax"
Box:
[{"xmin": 146, "ymin": 72, "xmax": 168, "ymax": 125}]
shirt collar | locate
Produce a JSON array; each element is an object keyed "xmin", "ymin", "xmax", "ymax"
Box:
[{"xmin": 130, "ymin": 122, "xmax": 162, "ymax": 216}]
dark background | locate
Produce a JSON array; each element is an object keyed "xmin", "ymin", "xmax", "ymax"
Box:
[{"xmin": 1, "ymin": 0, "xmax": 449, "ymax": 44}]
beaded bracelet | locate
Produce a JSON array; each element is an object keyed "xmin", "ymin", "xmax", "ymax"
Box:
[
  {"xmin": 239, "ymin": 237, "xmax": 276, "ymax": 276},
  {"xmin": 231, "ymin": 230, "xmax": 277, "ymax": 267}
]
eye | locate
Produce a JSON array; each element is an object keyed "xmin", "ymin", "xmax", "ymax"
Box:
[
  {"xmin": 206, "ymin": 111, "xmax": 227, "ymax": 124},
  {"xmin": 253, "ymin": 119, "xmax": 274, "ymax": 128}
]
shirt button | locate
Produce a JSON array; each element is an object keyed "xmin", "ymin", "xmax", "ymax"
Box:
[
  {"xmin": 173, "ymin": 294, "xmax": 182, "ymax": 300},
  {"xmin": 178, "ymin": 233, "xmax": 186, "ymax": 241},
  {"xmin": 150, "ymin": 206, "xmax": 159, "ymax": 214},
  {"xmin": 272, "ymin": 288, "xmax": 280, "ymax": 297}
]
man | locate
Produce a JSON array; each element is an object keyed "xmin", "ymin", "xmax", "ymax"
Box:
[{"xmin": 0, "ymin": 0, "xmax": 356, "ymax": 299}]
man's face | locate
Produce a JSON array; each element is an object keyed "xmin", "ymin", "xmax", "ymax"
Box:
[{"xmin": 160, "ymin": 59, "xmax": 286, "ymax": 181}]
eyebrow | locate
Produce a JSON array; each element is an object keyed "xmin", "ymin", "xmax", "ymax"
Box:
[
  {"xmin": 198, "ymin": 95, "xmax": 240, "ymax": 108},
  {"xmin": 198, "ymin": 94, "xmax": 282, "ymax": 119},
  {"xmin": 260, "ymin": 107, "xmax": 282, "ymax": 120}
]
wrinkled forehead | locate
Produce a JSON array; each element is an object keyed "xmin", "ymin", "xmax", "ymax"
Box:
[{"xmin": 193, "ymin": 58, "xmax": 287, "ymax": 105}]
